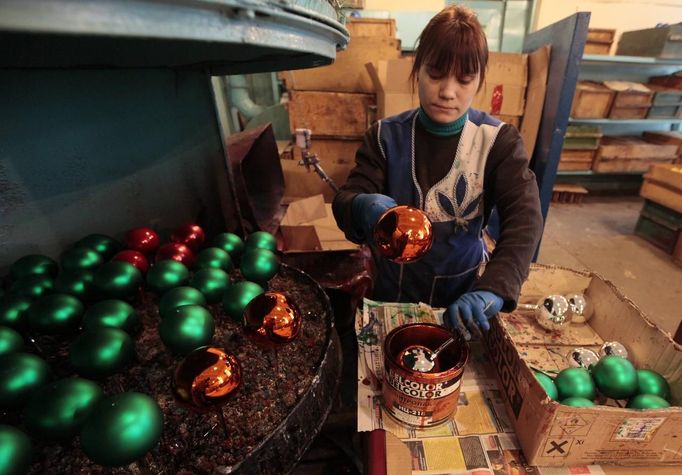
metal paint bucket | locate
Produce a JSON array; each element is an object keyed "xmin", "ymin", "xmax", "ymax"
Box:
[{"xmin": 383, "ymin": 323, "xmax": 469, "ymax": 427}]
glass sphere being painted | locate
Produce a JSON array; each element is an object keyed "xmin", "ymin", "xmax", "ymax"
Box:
[{"xmin": 373, "ymin": 205, "xmax": 433, "ymax": 263}]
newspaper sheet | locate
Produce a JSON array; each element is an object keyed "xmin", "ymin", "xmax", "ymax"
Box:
[{"xmin": 356, "ymin": 298, "xmax": 605, "ymax": 475}]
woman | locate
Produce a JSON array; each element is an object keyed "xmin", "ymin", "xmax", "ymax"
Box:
[{"xmin": 332, "ymin": 5, "xmax": 543, "ymax": 338}]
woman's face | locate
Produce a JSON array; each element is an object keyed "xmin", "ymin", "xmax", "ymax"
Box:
[{"xmin": 417, "ymin": 64, "xmax": 480, "ymax": 124}]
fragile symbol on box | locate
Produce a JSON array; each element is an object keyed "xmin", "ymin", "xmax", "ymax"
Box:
[
  {"xmin": 544, "ymin": 438, "xmax": 573, "ymax": 457},
  {"xmin": 551, "ymin": 413, "xmax": 595, "ymax": 437}
]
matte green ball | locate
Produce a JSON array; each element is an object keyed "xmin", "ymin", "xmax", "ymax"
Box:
[
  {"xmin": 80, "ymin": 392, "xmax": 163, "ymax": 467},
  {"xmin": 27, "ymin": 293, "xmax": 84, "ymax": 334},
  {"xmin": 9, "ymin": 274, "xmax": 54, "ymax": 299},
  {"xmin": 592, "ymin": 355, "xmax": 638, "ymax": 400},
  {"xmin": 83, "ymin": 300, "xmax": 139, "ymax": 334},
  {"xmin": 560, "ymin": 397, "xmax": 595, "ymax": 407},
  {"xmin": 75, "ymin": 234, "xmax": 121, "ymax": 259},
  {"xmin": 637, "ymin": 369, "xmax": 671, "ymax": 401},
  {"xmin": 61, "ymin": 247, "xmax": 103, "ymax": 272},
  {"xmin": 10, "ymin": 254, "xmax": 58, "ymax": 281},
  {"xmin": 69, "ymin": 328, "xmax": 135, "ymax": 378},
  {"xmin": 222, "ymin": 281, "xmax": 264, "ymax": 321},
  {"xmin": 554, "ymin": 367, "xmax": 596, "ymax": 401},
  {"xmin": 0, "ymin": 425, "xmax": 32, "ymax": 475},
  {"xmin": 0, "ymin": 294, "xmax": 32, "ymax": 328},
  {"xmin": 158, "ymin": 287, "xmax": 206, "ymax": 319},
  {"xmin": 145, "ymin": 260, "xmax": 189, "ymax": 295},
  {"xmin": 23, "ymin": 378, "xmax": 103, "ymax": 441},
  {"xmin": 534, "ymin": 371, "xmax": 558, "ymax": 401},
  {"xmin": 0, "ymin": 352, "xmax": 50, "ymax": 410},
  {"xmin": 245, "ymin": 231, "xmax": 277, "ymax": 252},
  {"xmin": 213, "ymin": 233, "xmax": 245, "ymax": 260},
  {"xmin": 240, "ymin": 248, "xmax": 280, "ymax": 283},
  {"xmin": 53, "ymin": 270, "xmax": 94, "ymax": 300},
  {"xmin": 627, "ymin": 393, "xmax": 671, "ymax": 410},
  {"xmin": 194, "ymin": 247, "xmax": 233, "ymax": 272},
  {"xmin": 93, "ymin": 261, "xmax": 142, "ymax": 299},
  {"xmin": 0, "ymin": 326, "xmax": 24, "ymax": 355},
  {"xmin": 159, "ymin": 305, "xmax": 214, "ymax": 355},
  {"xmin": 190, "ymin": 268, "xmax": 230, "ymax": 304}
]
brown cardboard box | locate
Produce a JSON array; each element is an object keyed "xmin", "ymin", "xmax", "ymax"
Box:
[
  {"xmin": 287, "ymin": 90, "xmax": 376, "ymax": 138},
  {"xmin": 486, "ymin": 264, "xmax": 682, "ymax": 467},
  {"xmin": 279, "ymin": 194, "xmax": 358, "ymax": 252}
]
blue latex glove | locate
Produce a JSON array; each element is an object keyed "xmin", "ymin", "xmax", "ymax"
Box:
[
  {"xmin": 351, "ymin": 193, "xmax": 398, "ymax": 243},
  {"xmin": 445, "ymin": 290, "xmax": 504, "ymax": 340}
]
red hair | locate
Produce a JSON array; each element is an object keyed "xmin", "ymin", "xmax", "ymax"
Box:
[{"xmin": 409, "ymin": 5, "xmax": 488, "ymax": 91}]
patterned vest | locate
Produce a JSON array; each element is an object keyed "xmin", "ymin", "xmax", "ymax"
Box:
[{"xmin": 373, "ymin": 108, "xmax": 503, "ymax": 307}]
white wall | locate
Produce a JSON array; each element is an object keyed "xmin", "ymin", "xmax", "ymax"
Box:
[{"xmin": 364, "ymin": 0, "xmax": 444, "ymax": 11}]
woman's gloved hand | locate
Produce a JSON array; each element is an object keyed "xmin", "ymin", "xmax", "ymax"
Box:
[
  {"xmin": 444, "ymin": 290, "xmax": 504, "ymax": 340},
  {"xmin": 351, "ymin": 193, "xmax": 398, "ymax": 243}
]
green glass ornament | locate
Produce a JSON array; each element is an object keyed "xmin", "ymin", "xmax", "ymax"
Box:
[
  {"xmin": 213, "ymin": 233, "xmax": 245, "ymax": 261},
  {"xmin": 23, "ymin": 378, "xmax": 103, "ymax": 441},
  {"xmin": 0, "ymin": 425, "xmax": 32, "ymax": 475},
  {"xmin": 10, "ymin": 254, "xmax": 58, "ymax": 281},
  {"xmin": 80, "ymin": 392, "xmax": 163, "ymax": 467},
  {"xmin": 61, "ymin": 247, "xmax": 103, "ymax": 272},
  {"xmin": 560, "ymin": 397, "xmax": 595, "ymax": 407},
  {"xmin": 69, "ymin": 328, "xmax": 135, "ymax": 378},
  {"xmin": 158, "ymin": 286, "xmax": 207, "ymax": 319},
  {"xmin": 0, "ymin": 352, "xmax": 50, "ymax": 410},
  {"xmin": 627, "ymin": 393, "xmax": 671, "ymax": 410},
  {"xmin": 93, "ymin": 261, "xmax": 142, "ymax": 299},
  {"xmin": 223, "ymin": 281, "xmax": 264, "ymax": 321},
  {"xmin": 159, "ymin": 305, "xmax": 214, "ymax": 355},
  {"xmin": 636, "ymin": 369, "xmax": 671, "ymax": 401},
  {"xmin": 554, "ymin": 367, "xmax": 596, "ymax": 401},
  {"xmin": 0, "ymin": 326, "xmax": 24, "ymax": 355},
  {"xmin": 534, "ymin": 371, "xmax": 558, "ymax": 400},
  {"xmin": 190, "ymin": 268, "xmax": 230, "ymax": 304},
  {"xmin": 592, "ymin": 355, "xmax": 638, "ymax": 400},
  {"xmin": 75, "ymin": 234, "xmax": 121, "ymax": 260},
  {"xmin": 83, "ymin": 300, "xmax": 139, "ymax": 334},
  {"xmin": 240, "ymin": 248, "xmax": 280, "ymax": 283},
  {"xmin": 9, "ymin": 274, "xmax": 54, "ymax": 299},
  {"xmin": 194, "ymin": 247, "xmax": 233, "ymax": 272},
  {"xmin": 0, "ymin": 294, "xmax": 32, "ymax": 328},
  {"xmin": 27, "ymin": 293, "xmax": 84, "ymax": 334},
  {"xmin": 145, "ymin": 260, "xmax": 189, "ymax": 295},
  {"xmin": 53, "ymin": 270, "xmax": 94, "ymax": 300},
  {"xmin": 245, "ymin": 231, "xmax": 277, "ymax": 252}
]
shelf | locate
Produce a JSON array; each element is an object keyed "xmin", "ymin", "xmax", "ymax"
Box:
[
  {"xmin": 582, "ymin": 54, "xmax": 682, "ymax": 67},
  {"xmin": 558, "ymin": 170, "xmax": 644, "ymax": 176},
  {"xmin": 569, "ymin": 118, "xmax": 682, "ymax": 125},
  {"xmin": 0, "ymin": 0, "xmax": 349, "ymax": 74}
]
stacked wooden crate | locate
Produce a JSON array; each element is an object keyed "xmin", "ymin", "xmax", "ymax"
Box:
[
  {"xmin": 584, "ymin": 28, "xmax": 615, "ymax": 55},
  {"xmin": 279, "ymin": 18, "xmax": 400, "ymax": 202},
  {"xmin": 646, "ymin": 84, "xmax": 682, "ymax": 119},
  {"xmin": 592, "ymin": 136, "xmax": 677, "ymax": 173},
  {"xmin": 604, "ymin": 81, "xmax": 653, "ymax": 119},
  {"xmin": 570, "ymin": 81, "xmax": 615, "ymax": 119},
  {"xmin": 559, "ymin": 126, "xmax": 602, "ymax": 171},
  {"xmin": 643, "ymin": 131, "xmax": 682, "ymax": 164}
]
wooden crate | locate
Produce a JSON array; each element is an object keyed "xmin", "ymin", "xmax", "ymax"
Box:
[
  {"xmin": 564, "ymin": 125, "xmax": 602, "ymax": 149},
  {"xmin": 585, "ymin": 29, "xmax": 615, "ymax": 55},
  {"xmin": 346, "ymin": 18, "xmax": 395, "ymax": 37},
  {"xmin": 604, "ymin": 81, "xmax": 653, "ymax": 107},
  {"xmin": 646, "ymin": 83, "xmax": 682, "ymax": 105},
  {"xmin": 675, "ymin": 232, "xmax": 682, "ymax": 265},
  {"xmin": 616, "ymin": 25, "xmax": 682, "ymax": 59},
  {"xmin": 609, "ymin": 106, "xmax": 649, "ymax": 119},
  {"xmin": 641, "ymin": 164, "xmax": 682, "ymax": 213},
  {"xmin": 287, "ymin": 91, "xmax": 376, "ymax": 138},
  {"xmin": 643, "ymin": 131, "xmax": 682, "ymax": 162},
  {"xmin": 341, "ymin": 0, "xmax": 365, "ymax": 8},
  {"xmin": 649, "ymin": 73, "xmax": 682, "ymax": 90},
  {"xmin": 584, "ymin": 42, "xmax": 611, "ymax": 55},
  {"xmin": 634, "ymin": 200, "xmax": 682, "ymax": 254},
  {"xmin": 559, "ymin": 149, "xmax": 596, "ymax": 171},
  {"xmin": 571, "ymin": 81, "xmax": 615, "ymax": 118},
  {"xmin": 593, "ymin": 136, "xmax": 678, "ymax": 173},
  {"xmin": 648, "ymin": 104, "xmax": 682, "ymax": 119}
]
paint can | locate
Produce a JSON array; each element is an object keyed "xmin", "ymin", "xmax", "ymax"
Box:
[{"xmin": 383, "ymin": 323, "xmax": 469, "ymax": 427}]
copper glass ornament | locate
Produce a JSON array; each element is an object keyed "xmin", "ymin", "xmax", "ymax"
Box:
[
  {"xmin": 173, "ymin": 346, "xmax": 241, "ymax": 413},
  {"xmin": 373, "ymin": 205, "xmax": 433, "ymax": 263},
  {"xmin": 243, "ymin": 292, "xmax": 302, "ymax": 348}
]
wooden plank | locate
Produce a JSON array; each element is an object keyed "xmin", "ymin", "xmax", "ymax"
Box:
[
  {"xmin": 608, "ymin": 106, "xmax": 649, "ymax": 119},
  {"xmin": 643, "ymin": 131, "xmax": 682, "ymax": 160},
  {"xmin": 288, "ymin": 91, "xmax": 375, "ymax": 138},
  {"xmin": 645, "ymin": 83, "xmax": 682, "ymax": 105},
  {"xmin": 558, "ymin": 160, "xmax": 593, "ymax": 171},
  {"xmin": 561, "ymin": 149, "xmax": 596, "ymax": 161},
  {"xmin": 604, "ymin": 81, "xmax": 653, "ymax": 107},
  {"xmin": 571, "ymin": 81, "xmax": 614, "ymax": 118},
  {"xmin": 346, "ymin": 18, "xmax": 396, "ymax": 38},
  {"xmin": 587, "ymin": 28, "xmax": 616, "ymax": 43},
  {"xmin": 598, "ymin": 136, "xmax": 678, "ymax": 160},
  {"xmin": 644, "ymin": 164, "xmax": 682, "ymax": 192},
  {"xmin": 584, "ymin": 42, "xmax": 611, "ymax": 55},
  {"xmin": 640, "ymin": 179, "xmax": 682, "ymax": 214},
  {"xmin": 594, "ymin": 158, "xmax": 675, "ymax": 173}
]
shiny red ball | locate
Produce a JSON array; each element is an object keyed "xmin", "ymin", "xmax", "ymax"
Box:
[
  {"xmin": 156, "ymin": 243, "xmax": 195, "ymax": 267},
  {"xmin": 112, "ymin": 250, "xmax": 150, "ymax": 274},
  {"xmin": 125, "ymin": 227, "xmax": 160, "ymax": 254},
  {"xmin": 170, "ymin": 224, "xmax": 205, "ymax": 252}
]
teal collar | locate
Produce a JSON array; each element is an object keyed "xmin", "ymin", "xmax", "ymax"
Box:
[{"xmin": 418, "ymin": 106, "xmax": 468, "ymax": 136}]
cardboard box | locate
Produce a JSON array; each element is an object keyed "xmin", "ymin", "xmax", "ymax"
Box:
[
  {"xmin": 287, "ymin": 90, "xmax": 376, "ymax": 138},
  {"xmin": 279, "ymin": 194, "xmax": 358, "ymax": 252},
  {"xmin": 486, "ymin": 264, "xmax": 682, "ymax": 467}
]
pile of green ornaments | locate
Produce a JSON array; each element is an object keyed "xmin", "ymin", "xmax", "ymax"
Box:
[{"xmin": 534, "ymin": 353, "xmax": 673, "ymax": 409}]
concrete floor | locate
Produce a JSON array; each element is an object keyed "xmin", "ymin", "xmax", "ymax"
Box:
[{"xmin": 537, "ymin": 196, "xmax": 682, "ymax": 336}]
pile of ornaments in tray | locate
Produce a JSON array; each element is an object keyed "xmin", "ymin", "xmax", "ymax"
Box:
[
  {"xmin": 0, "ymin": 224, "xmax": 303, "ymax": 473},
  {"xmin": 520, "ymin": 293, "xmax": 674, "ymax": 410}
]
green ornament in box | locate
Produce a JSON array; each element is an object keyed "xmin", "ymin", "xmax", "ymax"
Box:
[
  {"xmin": 636, "ymin": 369, "xmax": 671, "ymax": 401},
  {"xmin": 158, "ymin": 286, "xmax": 207, "ymax": 318},
  {"xmin": 53, "ymin": 269, "xmax": 95, "ymax": 300},
  {"xmin": 627, "ymin": 393, "xmax": 671, "ymax": 409},
  {"xmin": 533, "ymin": 371, "xmax": 558, "ymax": 400},
  {"xmin": 194, "ymin": 247, "xmax": 233, "ymax": 272},
  {"xmin": 560, "ymin": 396, "xmax": 595, "ymax": 407},
  {"xmin": 0, "ymin": 294, "xmax": 32, "ymax": 328},
  {"xmin": 83, "ymin": 299, "xmax": 139, "ymax": 334},
  {"xmin": 146, "ymin": 260, "xmax": 189, "ymax": 295},
  {"xmin": 9, "ymin": 274, "xmax": 54, "ymax": 299},
  {"xmin": 75, "ymin": 234, "xmax": 121, "ymax": 260},
  {"xmin": 222, "ymin": 281, "xmax": 264, "ymax": 321},
  {"xmin": 213, "ymin": 233, "xmax": 245, "ymax": 261},
  {"xmin": 93, "ymin": 261, "xmax": 142, "ymax": 299},
  {"xmin": 69, "ymin": 328, "xmax": 135, "ymax": 378},
  {"xmin": 245, "ymin": 231, "xmax": 277, "ymax": 252},
  {"xmin": 0, "ymin": 326, "xmax": 24, "ymax": 355},
  {"xmin": 240, "ymin": 248, "xmax": 279, "ymax": 283},
  {"xmin": 61, "ymin": 247, "xmax": 103, "ymax": 272},
  {"xmin": 554, "ymin": 367, "xmax": 596, "ymax": 401},
  {"xmin": 27, "ymin": 293, "xmax": 84, "ymax": 334},
  {"xmin": 0, "ymin": 352, "xmax": 50, "ymax": 410},
  {"xmin": 10, "ymin": 254, "xmax": 58, "ymax": 281},
  {"xmin": 592, "ymin": 355, "xmax": 638, "ymax": 400},
  {"xmin": 0, "ymin": 425, "xmax": 32, "ymax": 475},
  {"xmin": 190, "ymin": 268, "xmax": 230, "ymax": 304},
  {"xmin": 159, "ymin": 305, "xmax": 214, "ymax": 355}
]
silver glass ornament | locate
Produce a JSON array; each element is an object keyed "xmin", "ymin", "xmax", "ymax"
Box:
[
  {"xmin": 565, "ymin": 293, "xmax": 593, "ymax": 324},
  {"xmin": 534, "ymin": 295, "xmax": 570, "ymax": 332},
  {"xmin": 567, "ymin": 347, "xmax": 600, "ymax": 369},
  {"xmin": 599, "ymin": 341, "xmax": 628, "ymax": 359}
]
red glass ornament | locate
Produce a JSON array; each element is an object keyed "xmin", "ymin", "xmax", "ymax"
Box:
[
  {"xmin": 155, "ymin": 243, "xmax": 195, "ymax": 267},
  {"xmin": 170, "ymin": 224, "xmax": 205, "ymax": 252},
  {"xmin": 125, "ymin": 227, "xmax": 160, "ymax": 254},
  {"xmin": 112, "ymin": 250, "xmax": 149, "ymax": 274}
]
